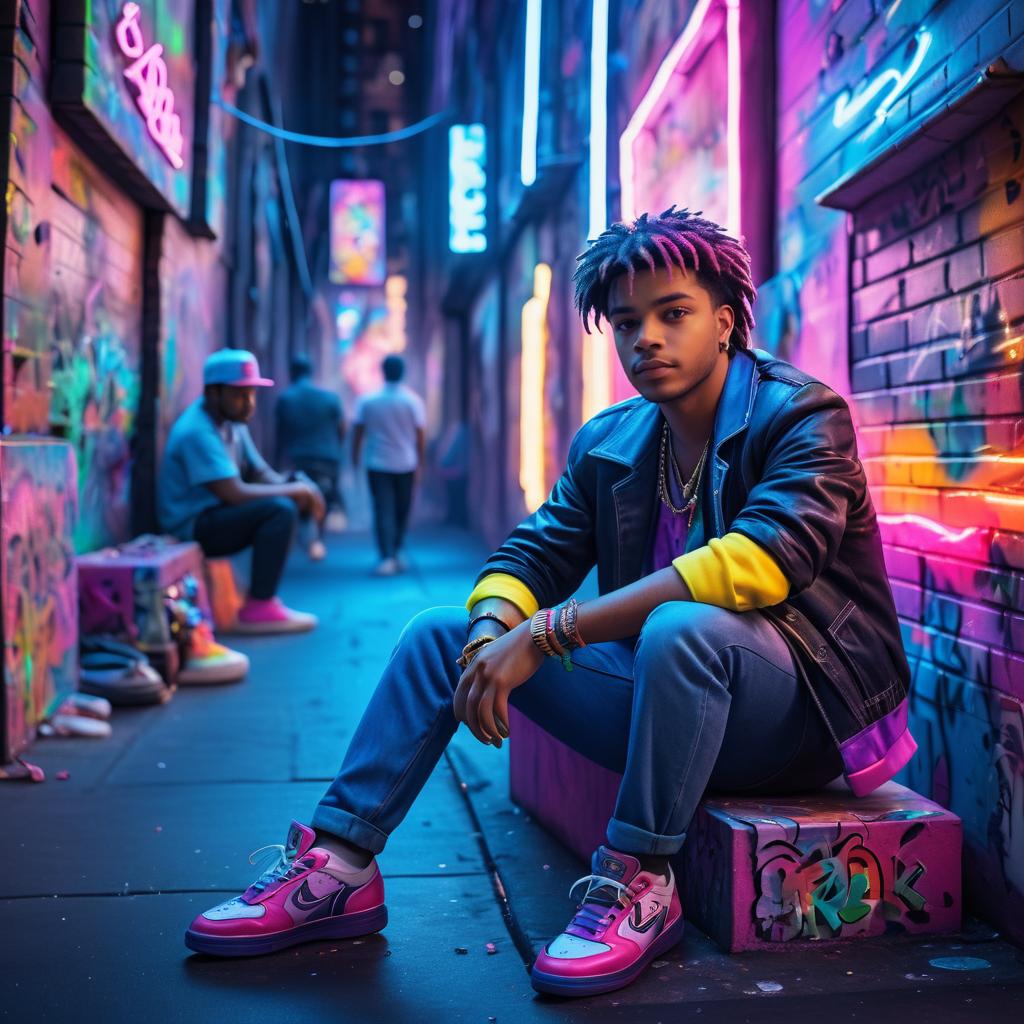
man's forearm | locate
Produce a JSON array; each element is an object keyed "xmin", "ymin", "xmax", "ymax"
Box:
[
  {"xmin": 574, "ymin": 568, "xmax": 692, "ymax": 645},
  {"xmin": 467, "ymin": 597, "xmax": 526, "ymax": 643}
]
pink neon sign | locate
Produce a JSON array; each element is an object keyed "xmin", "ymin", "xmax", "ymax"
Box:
[{"xmin": 115, "ymin": 3, "xmax": 185, "ymax": 170}]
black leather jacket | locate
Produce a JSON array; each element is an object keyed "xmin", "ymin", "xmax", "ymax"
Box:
[{"xmin": 477, "ymin": 348, "xmax": 912, "ymax": 773}]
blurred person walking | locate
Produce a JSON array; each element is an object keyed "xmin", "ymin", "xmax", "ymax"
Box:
[
  {"xmin": 353, "ymin": 355, "xmax": 425, "ymax": 576},
  {"xmin": 275, "ymin": 354, "xmax": 348, "ymax": 561}
]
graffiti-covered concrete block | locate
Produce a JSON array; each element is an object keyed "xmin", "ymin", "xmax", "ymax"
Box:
[
  {"xmin": 509, "ymin": 711, "xmax": 963, "ymax": 952},
  {"xmin": 680, "ymin": 782, "xmax": 962, "ymax": 951},
  {"xmin": 1, "ymin": 439, "xmax": 79, "ymax": 762}
]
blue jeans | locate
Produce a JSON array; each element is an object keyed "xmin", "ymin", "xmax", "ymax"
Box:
[{"xmin": 313, "ymin": 603, "xmax": 843, "ymax": 856}]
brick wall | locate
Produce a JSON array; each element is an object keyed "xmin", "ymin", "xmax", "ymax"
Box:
[
  {"xmin": 755, "ymin": 0, "xmax": 1024, "ymax": 942},
  {"xmin": 849, "ymin": 93, "xmax": 1024, "ymax": 942}
]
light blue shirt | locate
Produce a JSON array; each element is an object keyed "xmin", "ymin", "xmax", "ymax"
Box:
[
  {"xmin": 159, "ymin": 399, "xmax": 271, "ymax": 539},
  {"xmin": 354, "ymin": 383, "xmax": 425, "ymax": 473}
]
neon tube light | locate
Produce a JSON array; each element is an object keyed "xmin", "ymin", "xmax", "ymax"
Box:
[
  {"xmin": 521, "ymin": 0, "xmax": 542, "ymax": 187},
  {"xmin": 876, "ymin": 513, "xmax": 978, "ymax": 545},
  {"xmin": 619, "ymin": 0, "xmax": 742, "ymax": 236},
  {"xmin": 115, "ymin": 2, "xmax": 185, "ymax": 169},
  {"xmin": 449, "ymin": 124, "xmax": 487, "ymax": 253},
  {"xmin": 725, "ymin": 0, "xmax": 741, "ymax": 238},
  {"xmin": 588, "ymin": 0, "xmax": 609, "ymax": 238},
  {"xmin": 521, "ymin": 263, "xmax": 552, "ymax": 512}
]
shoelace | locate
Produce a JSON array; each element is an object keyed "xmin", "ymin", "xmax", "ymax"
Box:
[
  {"xmin": 567, "ymin": 873, "xmax": 639, "ymax": 937},
  {"xmin": 246, "ymin": 844, "xmax": 305, "ymax": 895}
]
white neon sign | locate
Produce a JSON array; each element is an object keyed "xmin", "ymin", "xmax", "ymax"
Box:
[
  {"xmin": 449, "ymin": 124, "xmax": 487, "ymax": 254},
  {"xmin": 115, "ymin": 2, "xmax": 186, "ymax": 169},
  {"xmin": 833, "ymin": 28, "xmax": 933, "ymax": 132}
]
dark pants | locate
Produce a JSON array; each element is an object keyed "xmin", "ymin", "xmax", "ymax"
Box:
[
  {"xmin": 367, "ymin": 470, "xmax": 414, "ymax": 559},
  {"xmin": 194, "ymin": 498, "xmax": 297, "ymax": 600},
  {"xmin": 294, "ymin": 458, "xmax": 344, "ymax": 540}
]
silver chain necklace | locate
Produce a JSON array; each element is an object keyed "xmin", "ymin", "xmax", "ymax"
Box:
[{"xmin": 658, "ymin": 421, "xmax": 709, "ymax": 517}]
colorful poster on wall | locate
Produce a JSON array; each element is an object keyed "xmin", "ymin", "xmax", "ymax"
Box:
[
  {"xmin": 625, "ymin": 0, "xmax": 730, "ymax": 229},
  {"xmin": 329, "ymin": 180, "xmax": 387, "ymax": 286}
]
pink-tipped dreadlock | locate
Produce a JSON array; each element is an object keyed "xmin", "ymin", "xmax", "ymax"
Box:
[{"xmin": 573, "ymin": 206, "xmax": 757, "ymax": 350}]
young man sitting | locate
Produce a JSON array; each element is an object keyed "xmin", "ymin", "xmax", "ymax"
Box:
[
  {"xmin": 183, "ymin": 210, "xmax": 913, "ymax": 997},
  {"xmin": 160, "ymin": 349, "xmax": 325, "ymax": 634}
]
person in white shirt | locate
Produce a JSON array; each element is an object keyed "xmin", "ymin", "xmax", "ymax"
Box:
[{"xmin": 352, "ymin": 355, "xmax": 426, "ymax": 575}]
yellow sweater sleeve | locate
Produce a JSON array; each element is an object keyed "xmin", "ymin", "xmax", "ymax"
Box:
[
  {"xmin": 672, "ymin": 532, "xmax": 790, "ymax": 612},
  {"xmin": 465, "ymin": 573, "xmax": 540, "ymax": 617}
]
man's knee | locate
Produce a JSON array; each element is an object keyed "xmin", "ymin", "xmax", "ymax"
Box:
[
  {"xmin": 637, "ymin": 601, "xmax": 738, "ymax": 659},
  {"xmin": 249, "ymin": 496, "xmax": 297, "ymax": 531},
  {"xmin": 398, "ymin": 606, "xmax": 466, "ymax": 652}
]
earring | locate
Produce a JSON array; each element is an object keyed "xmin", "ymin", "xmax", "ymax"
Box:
[{"xmin": 719, "ymin": 340, "xmax": 728, "ymax": 352}]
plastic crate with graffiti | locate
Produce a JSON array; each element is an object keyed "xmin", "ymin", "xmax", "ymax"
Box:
[
  {"xmin": 508, "ymin": 709, "xmax": 962, "ymax": 951},
  {"xmin": 1, "ymin": 440, "xmax": 80, "ymax": 763},
  {"xmin": 76, "ymin": 537, "xmax": 213, "ymax": 686}
]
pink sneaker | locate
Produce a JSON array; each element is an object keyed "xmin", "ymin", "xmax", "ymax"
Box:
[
  {"xmin": 530, "ymin": 845, "xmax": 683, "ymax": 997},
  {"xmin": 185, "ymin": 822, "xmax": 386, "ymax": 957},
  {"xmin": 230, "ymin": 597, "xmax": 318, "ymax": 635}
]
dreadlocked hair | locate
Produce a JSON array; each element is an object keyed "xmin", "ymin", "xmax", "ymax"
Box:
[{"xmin": 573, "ymin": 206, "xmax": 756, "ymax": 351}]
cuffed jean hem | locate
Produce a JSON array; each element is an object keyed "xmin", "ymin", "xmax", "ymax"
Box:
[
  {"xmin": 606, "ymin": 817, "xmax": 687, "ymax": 857},
  {"xmin": 311, "ymin": 805, "xmax": 390, "ymax": 856}
]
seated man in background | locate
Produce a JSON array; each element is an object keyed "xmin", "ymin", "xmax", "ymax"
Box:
[
  {"xmin": 160, "ymin": 349, "xmax": 324, "ymax": 634},
  {"xmin": 275, "ymin": 354, "xmax": 348, "ymax": 562}
]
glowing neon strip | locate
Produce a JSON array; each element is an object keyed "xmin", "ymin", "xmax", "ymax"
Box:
[
  {"xmin": 215, "ymin": 97, "xmax": 448, "ymax": 148},
  {"xmin": 115, "ymin": 3, "xmax": 185, "ymax": 169},
  {"xmin": 725, "ymin": 0, "xmax": 741, "ymax": 237},
  {"xmin": 521, "ymin": 0, "xmax": 542, "ymax": 187},
  {"xmin": 833, "ymin": 28, "xmax": 933, "ymax": 130},
  {"xmin": 521, "ymin": 264, "xmax": 552, "ymax": 512},
  {"xmin": 581, "ymin": 324, "xmax": 612, "ymax": 420},
  {"xmin": 876, "ymin": 513, "xmax": 978, "ymax": 545},
  {"xmin": 588, "ymin": 0, "xmax": 609, "ymax": 238},
  {"xmin": 619, "ymin": 0, "xmax": 713, "ymax": 223}
]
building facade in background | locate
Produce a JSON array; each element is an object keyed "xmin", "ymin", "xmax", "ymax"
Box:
[{"xmin": 416, "ymin": 0, "xmax": 1024, "ymax": 945}]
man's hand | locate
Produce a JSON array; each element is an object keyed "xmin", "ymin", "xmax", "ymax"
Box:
[
  {"xmin": 290, "ymin": 481, "xmax": 326, "ymax": 520},
  {"xmin": 453, "ymin": 621, "xmax": 543, "ymax": 748}
]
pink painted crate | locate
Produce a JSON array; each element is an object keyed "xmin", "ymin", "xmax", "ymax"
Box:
[{"xmin": 509, "ymin": 709, "xmax": 962, "ymax": 951}]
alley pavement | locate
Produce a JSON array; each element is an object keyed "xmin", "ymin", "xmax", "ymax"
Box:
[{"xmin": 2, "ymin": 526, "xmax": 1023, "ymax": 1023}]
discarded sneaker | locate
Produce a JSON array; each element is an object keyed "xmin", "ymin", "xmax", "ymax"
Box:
[
  {"xmin": 177, "ymin": 622, "xmax": 249, "ymax": 685},
  {"xmin": 57, "ymin": 693, "xmax": 112, "ymax": 720},
  {"xmin": 79, "ymin": 638, "xmax": 167, "ymax": 706},
  {"xmin": 39, "ymin": 714, "xmax": 112, "ymax": 739},
  {"xmin": 530, "ymin": 845, "xmax": 684, "ymax": 997},
  {"xmin": 228, "ymin": 597, "xmax": 318, "ymax": 635},
  {"xmin": 184, "ymin": 821, "xmax": 386, "ymax": 957}
]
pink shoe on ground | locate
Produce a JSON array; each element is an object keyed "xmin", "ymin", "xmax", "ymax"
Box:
[
  {"xmin": 530, "ymin": 845, "xmax": 684, "ymax": 997},
  {"xmin": 185, "ymin": 822, "xmax": 386, "ymax": 957},
  {"xmin": 229, "ymin": 596, "xmax": 318, "ymax": 635}
]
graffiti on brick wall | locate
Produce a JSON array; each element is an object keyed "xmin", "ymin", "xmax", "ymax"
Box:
[
  {"xmin": 1, "ymin": 441, "xmax": 78, "ymax": 761},
  {"xmin": 159, "ymin": 216, "xmax": 225, "ymax": 456},
  {"xmin": 3, "ymin": 38, "xmax": 54, "ymax": 434},
  {"xmin": 50, "ymin": 140, "xmax": 143, "ymax": 553},
  {"xmin": 848, "ymin": 94, "xmax": 1024, "ymax": 945}
]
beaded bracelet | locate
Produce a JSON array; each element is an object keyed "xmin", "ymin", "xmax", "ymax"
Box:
[{"xmin": 530, "ymin": 608, "xmax": 573, "ymax": 672}]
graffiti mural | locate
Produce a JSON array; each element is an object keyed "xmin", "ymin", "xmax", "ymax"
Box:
[
  {"xmin": 50, "ymin": 133, "xmax": 143, "ymax": 553},
  {"xmin": 159, "ymin": 215, "xmax": 226, "ymax": 457},
  {"xmin": 2, "ymin": 9, "xmax": 55, "ymax": 434},
  {"xmin": 1, "ymin": 439, "xmax": 79, "ymax": 762},
  {"xmin": 681, "ymin": 785, "xmax": 961, "ymax": 952}
]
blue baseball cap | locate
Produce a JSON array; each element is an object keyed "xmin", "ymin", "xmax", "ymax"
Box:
[{"xmin": 203, "ymin": 349, "xmax": 274, "ymax": 387}]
